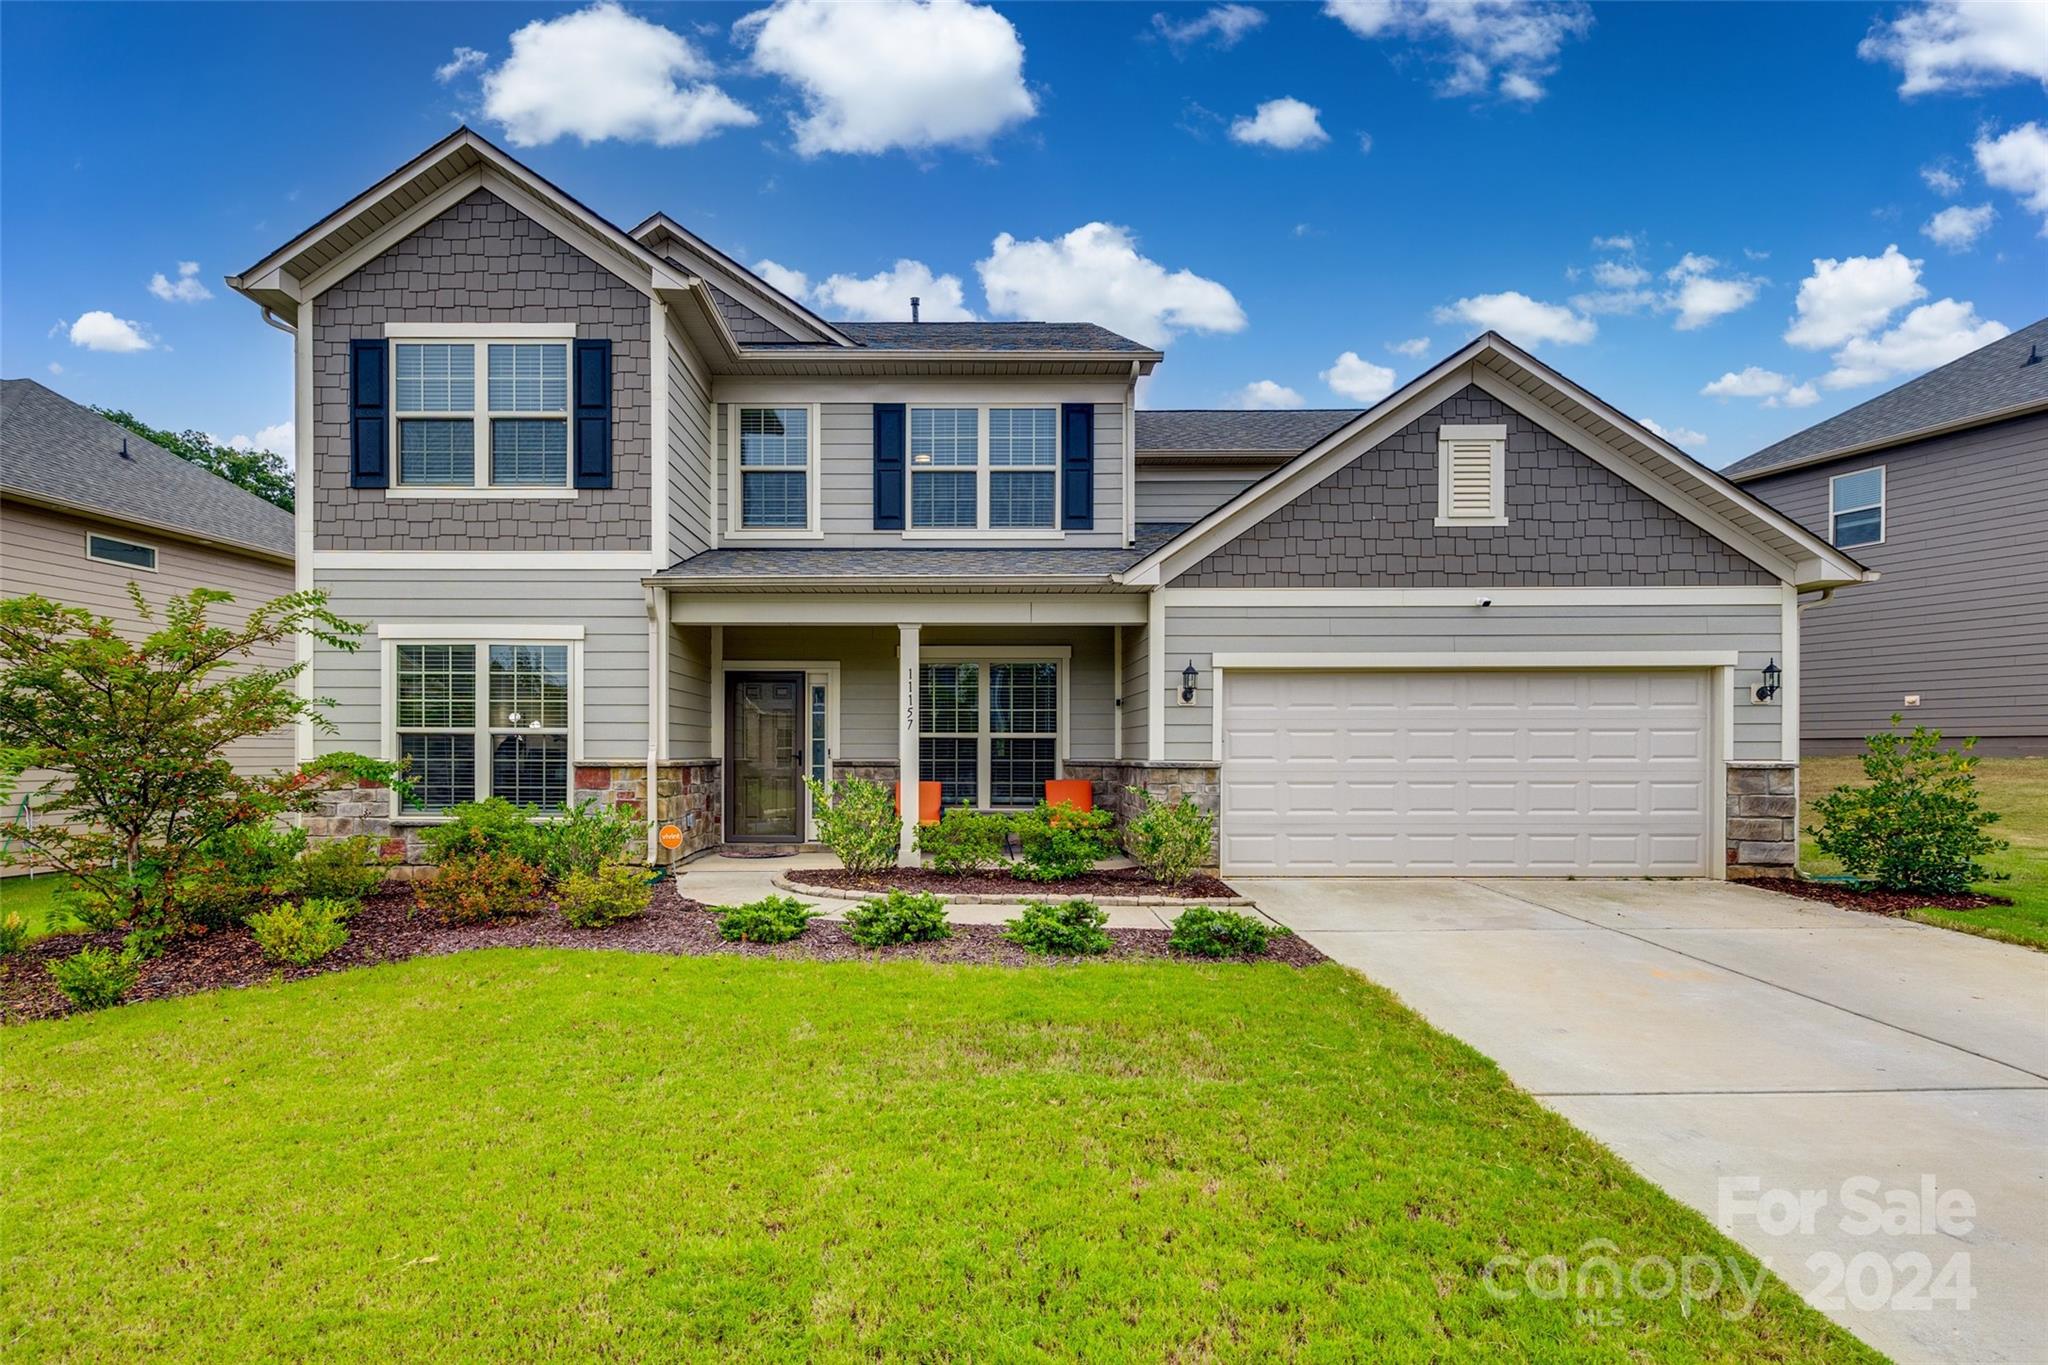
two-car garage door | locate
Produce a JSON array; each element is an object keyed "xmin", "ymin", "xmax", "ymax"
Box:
[{"xmin": 1220, "ymin": 669, "xmax": 1713, "ymax": 876}]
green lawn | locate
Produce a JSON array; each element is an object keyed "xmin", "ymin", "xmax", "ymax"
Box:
[
  {"xmin": 1800, "ymin": 754, "xmax": 2048, "ymax": 950},
  {"xmin": 0, "ymin": 872, "xmax": 77, "ymax": 942},
  {"xmin": 3, "ymin": 952, "xmax": 1869, "ymax": 1361}
]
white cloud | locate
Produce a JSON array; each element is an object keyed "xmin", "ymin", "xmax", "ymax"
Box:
[
  {"xmin": 1324, "ymin": 0, "xmax": 1593, "ymax": 102},
  {"xmin": 738, "ymin": 0, "xmax": 1035, "ymax": 156},
  {"xmin": 752, "ymin": 259, "xmax": 812, "ymax": 298},
  {"xmin": 1922, "ymin": 202, "xmax": 1996, "ymax": 249},
  {"xmin": 1153, "ymin": 4, "xmax": 1266, "ymax": 50},
  {"xmin": 1701, "ymin": 366, "xmax": 1793, "ymax": 399},
  {"xmin": 1229, "ymin": 96, "xmax": 1329, "ymax": 150},
  {"xmin": 1434, "ymin": 290, "xmax": 1595, "ymax": 346},
  {"xmin": 1320, "ymin": 351, "xmax": 1397, "ymax": 403},
  {"xmin": 1591, "ymin": 233, "xmax": 1636, "ymax": 251},
  {"xmin": 46, "ymin": 361, "xmax": 63, "ymax": 376},
  {"xmin": 1388, "ymin": 336, "xmax": 1431, "ymax": 357},
  {"xmin": 1858, "ymin": 0, "xmax": 2048, "ymax": 96},
  {"xmin": 1665, "ymin": 271, "xmax": 1759, "ymax": 331},
  {"xmin": 1777, "ymin": 383, "xmax": 1820, "ymax": 408},
  {"xmin": 147, "ymin": 260, "xmax": 212, "ymax": 304},
  {"xmin": 436, "ymin": 46, "xmax": 487, "ymax": 82},
  {"xmin": 1591, "ymin": 259, "xmax": 1648, "ymax": 288},
  {"xmin": 1663, "ymin": 252, "xmax": 1719, "ymax": 280},
  {"xmin": 814, "ymin": 260, "xmax": 975, "ymax": 321},
  {"xmin": 481, "ymin": 2, "xmax": 755, "ymax": 147},
  {"xmin": 1783, "ymin": 245, "xmax": 1926, "ymax": 349},
  {"xmin": 1230, "ymin": 380, "xmax": 1306, "ymax": 409},
  {"xmin": 1641, "ymin": 417, "xmax": 1706, "ymax": 448},
  {"xmin": 1921, "ymin": 163, "xmax": 1964, "ymax": 196},
  {"xmin": 1569, "ymin": 287, "xmax": 1656, "ymax": 316},
  {"xmin": 1357, "ymin": 131, "xmax": 1373, "ymax": 154},
  {"xmin": 1974, "ymin": 121, "xmax": 2048, "ymax": 227},
  {"xmin": 1822, "ymin": 298, "xmax": 2009, "ymax": 388},
  {"xmin": 977, "ymin": 222, "xmax": 1245, "ymax": 348},
  {"xmin": 223, "ymin": 421, "xmax": 295, "ymax": 454},
  {"xmin": 62, "ymin": 311, "xmax": 152, "ymax": 353}
]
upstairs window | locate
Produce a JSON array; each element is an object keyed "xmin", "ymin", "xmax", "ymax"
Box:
[
  {"xmin": 393, "ymin": 339, "xmax": 569, "ymax": 491},
  {"xmin": 908, "ymin": 404, "xmax": 1060, "ymax": 532},
  {"xmin": 1435, "ymin": 423, "xmax": 1507, "ymax": 526},
  {"xmin": 1829, "ymin": 466, "xmax": 1884, "ymax": 548},
  {"xmin": 734, "ymin": 405, "xmax": 815, "ymax": 532},
  {"xmin": 910, "ymin": 407, "xmax": 980, "ymax": 529}
]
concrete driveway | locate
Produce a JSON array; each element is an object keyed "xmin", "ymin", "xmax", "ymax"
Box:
[{"xmin": 1238, "ymin": 877, "xmax": 2048, "ymax": 1364}]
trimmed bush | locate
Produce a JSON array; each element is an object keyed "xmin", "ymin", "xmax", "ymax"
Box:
[
  {"xmin": 47, "ymin": 946, "xmax": 138, "ymax": 1011},
  {"xmin": 413, "ymin": 852, "xmax": 546, "ymax": 927},
  {"xmin": 248, "ymin": 898, "xmax": 351, "ymax": 966},
  {"xmin": 1809, "ymin": 719, "xmax": 2009, "ymax": 894},
  {"xmin": 712, "ymin": 893, "xmax": 818, "ymax": 944},
  {"xmin": 804, "ymin": 776, "xmax": 900, "ymax": 876},
  {"xmin": 291, "ymin": 834, "xmax": 390, "ymax": 905},
  {"xmin": 418, "ymin": 799, "xmax": 546, "ymax": 868},
  {"xmin": 0, "ymin": 911, "xmax": 27, "ymax": 958},
  {"xmin": 179, "ymin": 821, "xmax": 308, "ymax": 930},
  {"xmin": 916, "ymin": 808, "xmax": 1012, "ymax": 876},
  {"xmin": 534, "ymin": 800, "xmax": 645, "ymax": 883},
  {"xmin": 1003, "ymin": 898, "xmax": 1112, "ymax": 956},
  {"xmin": 1012, "ymin": 801, "xmax": 1117, "ymax": 882},
  {"xmin": 1123, "ymin": 789, "xmax": 1214, "ymax": 889},
  {"xmin": 557, "ymin": 863, "xmax": 653, "ymax": 929},
  {"xmin": 1168, "ymin": 906, "xmax": 1275, "ymax": 958},
  {"xmin": 843, "ymin": 890, "xmax": 952, "ymax": 947}
]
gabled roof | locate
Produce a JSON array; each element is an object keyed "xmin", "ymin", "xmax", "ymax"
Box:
[
  {"xmin": 1722, "ymin": 317, "xmax": 2048, "ymax": 482},
  {"xmin": 1136, "ymin": 409, "xmax": 1363, "ymax": 457},
  {"xmin": 631, "ymin": 211, "xmax": 853, "ymax": 348},
  {"xmin": 829, "ymin": 322, "xmax": 1148, "ymax": 354},
  {"xmin": 0, "ymin": 379, "xmax": 294, "ymax": 561}
]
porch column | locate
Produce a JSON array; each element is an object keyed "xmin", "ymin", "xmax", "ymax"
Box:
[{"xmin": 897, "ymin": 623, "xmax": 921, "ymax": 866}]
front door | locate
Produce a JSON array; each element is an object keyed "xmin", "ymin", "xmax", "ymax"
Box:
[{"xmin": 727, "ymin": 672, "xmax": 805, "ymax": 842}]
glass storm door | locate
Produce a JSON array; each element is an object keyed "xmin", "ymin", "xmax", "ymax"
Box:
[{"xmin": 727, "ymin": 672, "xmax": 804, "ymax": 841}]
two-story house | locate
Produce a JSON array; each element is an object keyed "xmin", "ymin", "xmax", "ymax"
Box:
[{"xmin": 229, "ymin": 129, "xmax": 1869, "ymax": 879}]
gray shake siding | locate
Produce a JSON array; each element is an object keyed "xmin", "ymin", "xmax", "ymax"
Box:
[
  {"xmin": 312, "ymin": 189, "xmax": 650, "ymax": 551},
  {"xmin": 1742, "ymin": 410, "xmax": 2048, "ymax": 752},
  {"xmin": 704, "ymin": 281, "xmax": 799, "ymax": 345},
  {"xmin": 1180, "ymin": 386, "xmax": 1772, "ymax": 587},
  {"xmin": 664, "ymin": 314, "xmax": 713, "ymax": 559}
]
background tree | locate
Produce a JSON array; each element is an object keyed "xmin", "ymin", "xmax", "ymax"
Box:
[{"xmin": 93, "ymin": 407, "xmax": 293, "ymax": 512}]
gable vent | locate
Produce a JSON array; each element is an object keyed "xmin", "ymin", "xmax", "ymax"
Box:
[
  {"xmin": 1435, "ymin": 423, "xmax": 1507, "ymax": 526},
  {"xmin": 1445, "ymin": 440, "xmax": 1495, "ymax": 517}
]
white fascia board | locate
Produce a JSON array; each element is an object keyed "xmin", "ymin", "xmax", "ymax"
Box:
[
  {"xmin": 660, "ymin": 591, "xmax": 1146, "ymax": 626},
  {"xmin": 633, "ymin": 213, "xmax": 853, "ymax": 347},
  {"xmin": 1207, "ymin": 650, "xmax": 1741, "ymax": 671},
  {"xmin": 712, "ymin": 377, "xmax": 1131, "ymax": 404},
  {"xmin": 378, "ymin": 622, "xmax": 585, "ymax": 641},
  {"xmin": 1164, "ymin": 586, "xmax": 1788, "ymax": 607}
]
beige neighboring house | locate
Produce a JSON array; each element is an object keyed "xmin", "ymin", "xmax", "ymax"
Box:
[{"xmin": 0, "ymin": 379, "xmax": 297, "ymax": 862}]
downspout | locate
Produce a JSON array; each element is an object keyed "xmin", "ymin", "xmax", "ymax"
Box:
[
  {"xmin": 260, "ymin": 306, "xmax": 296, "ymax": 336},
  {"xmin": 645, "ymin": 584, "xmax": 661, "ymax": 866}
]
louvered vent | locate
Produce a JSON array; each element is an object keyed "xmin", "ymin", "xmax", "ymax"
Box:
[{"xmin": 1444, "ymin": 439, "xmax": 1496, "ymax": 519}]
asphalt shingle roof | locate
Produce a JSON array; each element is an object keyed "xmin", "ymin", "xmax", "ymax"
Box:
[
  {"xmin": 1136, "ymin": 409, "xmax": 1364, "ymax": 454},
  {"xmin": 662, "ymin": 524, "xmax": 1189, "ymax": 580},
  {"xmin": 0, "ymin": 378, "xmax": 294, "ymax": 559},
  {"xmin": 760, "ymin": 322, "xmax": 1152, "ymax": 354},
  {"xmin": 1722, "ymin": 317, "xmax": 2048, "ymax": 481}
]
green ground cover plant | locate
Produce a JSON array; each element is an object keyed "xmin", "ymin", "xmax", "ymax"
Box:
[
  {"xmin": 711, "ymin": 894, "xmax": 818, "ymax": 944},
  {"xmin": 247, "ymin": 898, "xmax": 351, "ymax": 966},
  {"xmin": 1168, "ymin": 905, "xmax": 1276, "ymax": 958},
  {"xmin": 556, "ymin": 864, "xmax": 653, "ymax": 930},
  {"xmin": 1003, "ymin": 898, "xmax": 1112, "ymax": 955},
  {"xmin": 842, "ymin": 889, "xmax": 951, "ymax": 947}
]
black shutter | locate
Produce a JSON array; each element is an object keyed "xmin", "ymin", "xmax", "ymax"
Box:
[
  {"xmin": 1061, "ymin": 402, "xmax": 1094, "ymax": 530},
  {"xmin": 873, "ymin": 402, "xmax": 906, "ymax": 530},
  {"xmin": 348, "ymin": 339, "xmax": 388, "ymax": 489},
  {"xmin": 573, "ymin": 338, "xmax": 612, "ymax": 489}
]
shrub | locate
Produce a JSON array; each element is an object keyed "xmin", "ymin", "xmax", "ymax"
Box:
[
  {"xmin": 413, "ymin": 852, "xmax": 545, "ymax": 927},
  {"xmin": 0, "ymin": 911, "xmax": 26, "ymax": 957},
  {"xmin": 557, "ymin": 863, "xmax": 653, "ymax": 929},
  {"xmin": 1012, "ymin": 802, "xmax": 1117, "ymax": 882},
  {"xmin": 916, "ymin": 808, "xmax": 1012, "ymax": 876},
  {"xmin": 178, "ymin": 821, "xmax": 309, "ymax": 931},
  {"xmin": 712, "ymin": 893, "xmax": 818, "ymax": 944},
  {"xmin": 248, "ymin": 898, "xmax": 351, "ymax": 966},
  {"xmin": 47, "ymin": 946, "xmax": 138, "ymax": 1011},
  {"xmin": 290, "ymin": 834, "xmax": 390, "ymax": 905},
  {"xmin": 1003, "ymin": 898, "xmax": 1112, "ymax": 956},
  {"xmin": 803, "ymin": 776, "xmax": 900, "ymax": 876},
  {"xmin": 1123, "ymin": 789, "xmax": 1215, "ymax": 889},
  {"xmin": 1809, "ymin": 718, "xmax": 2009, "ymax": 893},
  {"xmin": 533, "ymin": 800, "xmax": 644, "ymax": 883},
  {"xmin": 843, "ymin": 889, "xmax": 952, "ymax": 947},
  {"xmin": 1168, "ymin": 905, "xmax": 1275, "ymax": 958},
  {"xmin": 417, "ymin": 799, "xmax": 545, "ymax": 868}
]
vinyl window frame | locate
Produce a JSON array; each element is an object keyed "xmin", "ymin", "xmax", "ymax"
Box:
[
  {"xmin": 84, "ymin": 531, "xmax": 158, "ymax": 572},
  {"xmin": 918, "ymin": 646, "xmax": 1070, "ymax": 810},
  {"xmin": 725, "ymin": 402, "xmax": 824, "ymax": 539},
  {"xmin": 1827, "ymin": 464, "xmax": 1885, "ymax": 549},
  {"xmin": 1434, "ymin": 423, "xmax": 1509, "ymax": 528},
  {"xmin": 903, "ymin": 403, "xmax": 1065, "ymax": 540},
  {"xmin": 383, "ymin": 323, "xmax": 579, "ymax": 500}
]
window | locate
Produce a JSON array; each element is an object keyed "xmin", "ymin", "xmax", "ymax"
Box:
[
  {"xmin": 909, "ymin": 404, "xmax": 1060, "ymax": 532},
  {"xmin": 1829, "ymin": 466, "xmax": 1884, "ymax": 548},
  {"xmin": 393, "ymin": 339, "xmax": 569, "ymax": 491},
  {"xmin": 394, "ymin": 641, "xmax": 571, "ymax": 813},
  {"xmin": 735, "ymin": 406, "xmax": 814, "ymax": 531},
  {"xmin": 1435, "ymin": 423, "xmax": 1507, "ymax": 526},
  {"xmin": 918, "ymin": 654, "xmax": 1062, "ymax": 809},
  {"xmin": 85, "ymin": 533, "xmax": 156, "ymax": 571}
]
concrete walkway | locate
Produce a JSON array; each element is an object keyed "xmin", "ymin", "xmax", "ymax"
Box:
[{"xmin": 1238, "ymin": 876, "xmax": 2048, "ymax": 1364}]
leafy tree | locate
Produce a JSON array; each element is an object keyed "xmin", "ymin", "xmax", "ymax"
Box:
[
  {"xmin": 93, "ymin": 407, "xmax": 294, "ymax": 512},
  {"xmin": 0, "ymin": 587, "xmax": 402, "ymax": 952},
  {"xmin": 1808, "ymin": 718, "xmax": 2008, "ymax": 894}
]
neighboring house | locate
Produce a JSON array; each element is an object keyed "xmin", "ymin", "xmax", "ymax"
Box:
[
  {"xmin": 227, "ymin": 129, "xmax": 1869, "ymax": 879},
  {"xmin": 1724, "ymin": 321, "xmax": 2048, "ymax": 756}
]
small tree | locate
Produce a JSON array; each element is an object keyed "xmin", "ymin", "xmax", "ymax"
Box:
[
  {"xmin": 0, "ymin": 587, "xmax": 402, "ymax": 951},
  {"xmin": 1808, "ymin": 718, "xmax": 2008, "ymax": 894}
]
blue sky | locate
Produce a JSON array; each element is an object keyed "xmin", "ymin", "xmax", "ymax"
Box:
[{"xmin": 3, "ymin": 0, "xmax": 2044, "ymax": 468}]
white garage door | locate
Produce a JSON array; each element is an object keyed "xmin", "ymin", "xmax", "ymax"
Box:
[{"xmin": 1221, "ymin": 670, "xmax": 1713, "ymax": 876}]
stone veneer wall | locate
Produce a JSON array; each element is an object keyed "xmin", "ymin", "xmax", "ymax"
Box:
[
  {"xmin": 1066, "ymin": 761, "xmax": 1223, "ymax": 863},
  {"xmin": 1725, "ymin": 762, "xmax": 1799, "ymax": 877}
]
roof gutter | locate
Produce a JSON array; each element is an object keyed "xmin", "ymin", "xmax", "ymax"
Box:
[
  {"xmin": 644, "ymin": 574, "xmax": 1138, "ymax": 591},
  {"xmin": 1727, "ymin": 396, "xmax": 2048, "ymax": 484}
]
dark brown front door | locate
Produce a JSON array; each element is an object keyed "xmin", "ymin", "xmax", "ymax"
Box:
[{"xmin": 727, "ymin": 672, "xmax": 804, "ymax": 842}]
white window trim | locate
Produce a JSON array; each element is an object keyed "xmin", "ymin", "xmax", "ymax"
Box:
[
  {"xmin": 84, "ymin": 530, "xmax": 158, "ymax": 572},
  {"xmin": 1828, "ymin": 464, "xmax": 1885, "ymax": 549},
  {"xmin": 1434, "ymin": 423, "xmax": 1509, "ymax": 528},
  {"xmin": 387, "ymin": 336, "xmax": 574, "ymax": 499},
  {"xmin": 722, "ymin": 659, "xmax": 840, "ymax": 839},
  {"xmin": 918, "ymin": 645, "xmax": 1070, "ymax": 810},
  {"xmin": 906, "ymin": 402, "xmax": 1066, "ymax": 539},
  {"xmin": 725, "ymin": 402, "xmax": 824, "ymax": 540}
]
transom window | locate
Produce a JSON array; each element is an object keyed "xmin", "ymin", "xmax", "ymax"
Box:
[
  {"xmin": 735, "ymin": 406, "xmax": 814, "ymax": 531},
  {"xmin": 394, "ymin": 641, "xmax": 571, "ymax": 813},
  {"xmin": 918, "ymin": 656, "xmax": 1061, "ymax": 809},
  {"xmin": 909, "ymin": 405, "xmax": 1059, "ymax": 532},
  {"xmin": 394, "ymin": 340, "xmax": 570, "ymax": 490},
  {"xmin": 1828, "ymin": 466, "xmax": 1884, "ymax": 549},
  {"xmin": 85, "ymin": 532, "xmax": 156, "ymax": 571}
]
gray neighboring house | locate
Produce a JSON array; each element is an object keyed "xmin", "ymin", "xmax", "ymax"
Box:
[
  {"xmin": 1724, "ymin": 320, "xmax": 2048, "ymax": 756},
  {"xmin": 227, "ymin": 128, "xmax": 1871, "ymax": 880}
]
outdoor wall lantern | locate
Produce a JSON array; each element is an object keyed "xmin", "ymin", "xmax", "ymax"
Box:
[
  {"xmin": 1180, "ymin": 660, "xmax": 1200, "ymax": 706},
  {"xmin": 1752, "ymin": 658, "xmax": 1782, "ymax": 704}
]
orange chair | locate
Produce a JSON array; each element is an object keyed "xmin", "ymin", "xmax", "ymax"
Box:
[
  {"xmin": 896, "ymin": 780, "xmax": 943, "ymax": 825},
  {"xmin": 1044, "ymin": 779, "xmax": 1094, "ymax": 814}
]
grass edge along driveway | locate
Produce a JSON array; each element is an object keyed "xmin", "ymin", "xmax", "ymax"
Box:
[{"xmin": 6, "ymin": 950, "xmax": 1874, "ymax": 1361}]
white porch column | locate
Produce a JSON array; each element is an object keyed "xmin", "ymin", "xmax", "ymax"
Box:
[{"xmin": 897, "ymin": 623, "xmax": 921, "ymax": 866}]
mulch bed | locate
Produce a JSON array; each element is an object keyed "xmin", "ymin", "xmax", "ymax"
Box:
[
  {"xmin": 784, "ymin": 866, "xmax": 1242, "ymax": 901},
  {"xmin": 2, "ymin": 881, "xmax": 1321, "ymax": 1024},
  {"xmin": 1744, "ymin": 876, "xmax": 2012, "ymax": 916}
]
